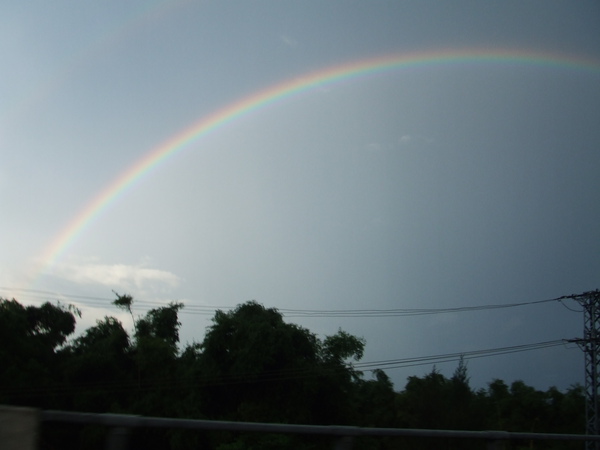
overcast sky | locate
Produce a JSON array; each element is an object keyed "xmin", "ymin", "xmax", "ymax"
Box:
[{"xmin": 1, "ymin": 0, "xmax": 599, "ymax": 391}]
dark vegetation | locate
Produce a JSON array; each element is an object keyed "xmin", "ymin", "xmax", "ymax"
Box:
[{"xmin": 0, "ymin": 296, "xmax": 584, "ymax": 450}]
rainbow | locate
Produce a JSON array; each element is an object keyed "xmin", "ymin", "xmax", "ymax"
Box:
[{"xmin": 36, "ymin": 48, "xmax": 600, "ymax": 277}]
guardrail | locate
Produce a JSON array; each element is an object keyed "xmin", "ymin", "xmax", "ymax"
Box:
[{"xmin": 39, "ymin": 409, "xmax": 600, "ymax": 450}]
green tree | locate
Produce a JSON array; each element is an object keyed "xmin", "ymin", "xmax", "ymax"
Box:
[
  {"xmin": 0, "ymin": 298, "xmax": 78, "ymax": 407},
  {"xmin": 133, "ymin": 302, "xmax": 184, "ymax": 414},
  {"xmin": 486, "ymin": 378, "xmax": 511, "ymax": 430},
  {"xmin": 62, "ymin": 316, "xmax": 132, "ymax": 412},
  {"xmin": 394, "ymin": 361, "xmax": 486, "ymax": 450},
  {"xmin": 198, "ymin": 302, "xmax": 321, "ymax": 421},
  {"xmin": 352, "ymin": 369, "xmax": 399, "ymax": 450},
  {"xmin": 315, "ymin": 328, "xmax": 365, "ymax": 424},
  {"xmin": 196, "ymin": 301, "xmax": 367, "ymax": 449},
  {"xmin": 3, "ymin": 296, "xmax": 588, "ymax": 450},
  {"xmin": 112, "ymin": 292, "xmax": 136, "ymax": 332},
  {"xmin": 448, "ymin": 357, "xmax": 483, "ymax": 431},
  {"xmin": 397, "ymin": 367, "xmax": 451, "ymax": 429}
]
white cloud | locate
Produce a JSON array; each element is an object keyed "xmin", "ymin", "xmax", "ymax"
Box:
[
  {"xmin": 280, "ymin": 34, "xmax": 298, "ymax": 47},
  {"xmin": 366, "ymin": 142, "xmax": 382, "ymax": 152},
  {"xmin": 399, "ymin": 134, "xmax": 435, "ymax": 146},
  {"xmin": 52, "ymin": 259, "xmax": 180, "ymax": 292},
  {"xmin": 399, "ymin": 134, "xmax": 412, "ymax": 144}
]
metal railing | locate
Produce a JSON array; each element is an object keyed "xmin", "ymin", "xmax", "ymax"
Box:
[{"xmin": 41, "ymin": 410, "xmax": 600, "ymax": 450}]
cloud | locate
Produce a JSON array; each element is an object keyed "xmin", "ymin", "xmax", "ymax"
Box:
[
  {"xmin": 398, "ymin": 134, "xmax": 435, "ymax": 146},
  {"xmin": 366, "ymin": 142, "xmax": 382, "ymax": 152},
  {"xmin": 52, "ymin": 259, "xmax": 180, "ymax": 292},
  {"xmin": 280, "ymin": 34, "xmax": 298, "ymax": 47}
]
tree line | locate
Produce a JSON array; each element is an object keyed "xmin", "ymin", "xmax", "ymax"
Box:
[{"xmin": 0, "ymin": 296, "xmax": 584, "ymax": 450}]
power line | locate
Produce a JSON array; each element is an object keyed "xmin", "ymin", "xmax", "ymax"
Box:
[
  {"xmin": 278, "ymin": 298, "xmax": 560, "ymax": 318},
  {"xmin": 353, "ymin": 340, "xmax": 568, "ymax": 372},
  {"xmin": 0, "ymin": 286, "xmax": 567, "ymax": 319}
]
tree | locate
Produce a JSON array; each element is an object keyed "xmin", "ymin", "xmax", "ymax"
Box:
[
  {"xmin": 199, "ymin": 302, "xmax": 318, "ymax": 421},
  {"xmin": 448, "ymin": 357, "xmax": 483, "ymax": 431},
  {"xmin": 112, "ymin": 292, "xmax": 136, "ymax": 332},
  {"xmin": 397, "ymin": 367, "xmax": 451, "ymax": 429},
  {"xmin": 320, "ymin": 329, "xmax": 365, "ymax": 364},
  {"xmin": 62, "ymin": 316, "xmax": 132, "ymax": 412},
  {"xmin": 124, "ymin": 299, "xmax": 185, "ymax": 420},
  {"xmin": 451, "ymin": 355, "xmax": 470, "ymax": 387},
  {"xmin": 352, "ymin": 368, "xmax": 398, "ymax": 450},
  {"xmin": 197, "ymin": 302, "xmax": 366, "ymax": 425},
  {"xmin": 1, "ymin": 296, "xmax": 588, "ymax": 450},
  {"xmin": 135, "ymin": 301, "xmax": 184, "ymax": 350},
  {"xmin": 0, "ymin": 298, "xmax": 78, "ymax": 407}
]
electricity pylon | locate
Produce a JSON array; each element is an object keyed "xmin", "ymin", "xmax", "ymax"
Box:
[{"xmin": 565, "ymin": 289, "xmax": 600, "ymax": 450}]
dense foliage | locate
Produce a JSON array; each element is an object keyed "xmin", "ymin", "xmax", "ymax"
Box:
[{"xmin": 0, "ymin": 297, "xmax": 585, "ymax": 450}]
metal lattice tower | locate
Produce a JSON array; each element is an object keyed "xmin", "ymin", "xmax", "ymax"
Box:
[{"xmin": 566, "ymin": 289, "xmax": 600, "ymax": 450}]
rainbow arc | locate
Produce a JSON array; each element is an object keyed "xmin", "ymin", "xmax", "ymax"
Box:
[{"xmin": 35, "ymin": 49, "xmax": 600, "ymax": 280}]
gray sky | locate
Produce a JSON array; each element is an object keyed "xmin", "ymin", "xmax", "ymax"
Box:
[{"xmin": 1, "ymin": 0, "xmax": 599, "ymax": 391}]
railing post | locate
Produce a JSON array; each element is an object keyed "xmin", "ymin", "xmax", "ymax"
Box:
[{"xmin": 105, "ymin": 426, "xmax": 131, "ymax": 450}]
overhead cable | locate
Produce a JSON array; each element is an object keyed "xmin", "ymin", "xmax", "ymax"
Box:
[{"xmin": 0, "ymin": 286, "xmax": 566, "ymax": 319}]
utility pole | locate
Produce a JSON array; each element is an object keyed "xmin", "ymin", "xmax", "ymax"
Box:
[{"xmin": 565, "ymin": 289, "xmax": 600, "ymax": 450}]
